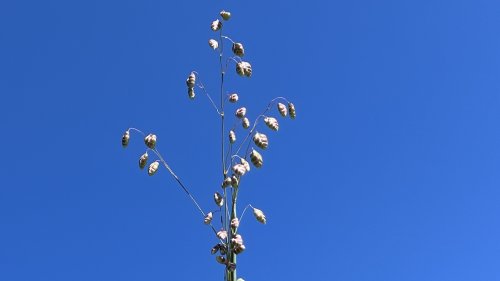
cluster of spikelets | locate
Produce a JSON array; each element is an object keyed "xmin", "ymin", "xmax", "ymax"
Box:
[{"xmin": 122, "ymin": 9, "xmax": 296, "ymax": 281}]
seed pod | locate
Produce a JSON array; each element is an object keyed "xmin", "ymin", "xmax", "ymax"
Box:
[
  {"xmin": 236, "ymin": 61, "xmax": 252, "ymax": 77},
  {"xmin": 231, "ymin": 175, "xmax": 239, "ymax": 188},
  {"xmin": 220, "ymin": 10, "xmax": 231, "ymax": 20},
  {"xmin": 139, "ymin": 151, "xmax": 148, "ymax": 169},
  {"xmin": 186, "ymin": 72, "xmax": 196, "ymax": 88},
  {"xmin": 277, "ymin": 102, "xmax": 288, "ymax": 117},
  {"xmin": 240, "ymin": 158, "xmax": 250, "ymax": 172},
  {"xmin": 264, "ymin": 117, "xmax": 279, "ymax": 131},
  {"xmin": 217, "ymin": 229, "xmax": 228, "ymax": 240},
  {"xmin": 211, "ymin": 244, "xmax": 220, "ymax": 255},
  {"xmin": 211, "ymin": 19, "xmax": 222, "ymax": 31},
  {"xmin": 253, "ymin": 207, "xmax": 267, "ymax": 224},
  {"xmin": 231, "ymin": 218, "xmax": 240, "ymax": 229},
  {"xmin": 148, "ymin": 161, "xmax": 160, "ymax": 176},
  {"xmin": 122, "ymin": 130, "xmax": 130, "ymax": 148},
  {"xmin": 232, "ymin": 164, "xmax": 247, "ymax": 176},
  {"xmin": 232, "ymin": 43, "xmax": 244, "ymax": 57},
  {"xmin": 216, "ymin": 256, "xmax": 226, "ymax": 264},
  {"xmin": 188, "ymin": 87, "xmax": 195, "ymax": 99},
  {"xmin": 219, "ymin": 244, "xmax": 227, "ymax": 255},
  {"xmin": 144, "ymin": 134, "xmax": 157, "ymax": 149},
  {"xmin": 204, "ymin": 212, "xmax": 213, "ymax": 224},
  {"xmin": 229, "ymin": 93, "xmax": 239, "ymax": 103},
  {"xmin": 288, "ymin": 102, "xmax": 296, "ymax": 119},
  {"xmin": 229, "ymin": 130, "xmax": 236, "ymax": 144},
  {"xmin": 235, "ymin": 107, "xmax": 246, "ymax": 119},
  {"xmin": 208, "ymin": 39, "xmax": 218, "ymax": 50},
  {"xmin": 250, "ymin": 149, "xmax": 263, "ymax": 168},
  {"xmin": 242, "ymin": 117, "xmax": 250, "ymax": 129},
  {"xmin": 253, "ymin": 132, "xmax": 269, "ymax": 149},
  {"xmin": 214, "ymin": 192, "xmax": 224, "ymax": 207}
]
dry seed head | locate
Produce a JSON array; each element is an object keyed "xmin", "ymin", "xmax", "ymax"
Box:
[
  {"xmin": 235, "ymin": 107, "xmax": 247, "ymax": 119},
  {"xmin": 232, "ymin": 164, "xmax": 247, "ymax": 176},
  {"xmin": 241, "ymin": 158, "xmax": 250, "ymax": 172},
  {"xmin": 229, "ymin": 93, "xmax": 239, "ymax": 103},
  {"xmin": 253, "ymin": 132, "xmax": 269, "ymax": 149},
  {"xmin": 264, "ymin": 117, "xmax": 279, "ymax": 131},
  {"xmin": 214, "ymin": 192, "xmax": 224, "ymax": 207},
  {"xmin": 229, "ymin": 130, "xmax": 236, "ymax": 144},
  {"xmin": 231, "ymin": 175, "xmax": 239, "ymax": 188},
  {"xmin": 204, "ymin": 212, "xmax": 213, "ymax": 224},
  {"xmin": 144, "ymin": 134, "xmax": 157, "ymax": 149},
  {"xmin": 216, "ymin": 229, "xmax": 228, "ymax": 240},
  {"xmin": 222, "ymin": 176, "xmax": 233, "ymax": 188},
  {"xmin": 242, "ymin": 117, "xmax": 250, "ymax": 129},
  {"xmin": 208, "ymin": 39, "xmax": 219, "ymax": 50},
  {"xmin": 231, "ymin": 218, "xmax": 240, "ymax": 229},
  {"xmin": 122, "ymin": 130, "xmax": 130, "ymax": 148},
  {"xmin": 277, "ymin": 102, "xmax": 288, "ymax": 117},
  {"xmin": 236, "ymin": 61, "xmax": 252, "ymax": 77},
  {"xmin": 148, "ymin": 161, "xmax": 160, "ymax": 176},
  {"xmin": 250, "ymin": 149, "xmax": 263, "ymax": 168},
  {"xmin": 139, "ymin": 151, "xmax": 148, "ymax": 169},
  {"xmin": 211, "ymin": 19, "xmax": 222, "ymax": 31},
  {"xmin": 231, "ymin": 234, "xmax": 243, "ymax": 245},
  {"xmin": 186, "ymin": 72, "xmax": 196, "ymax": 88},
  {"xmin": 288, "ymin": 102, "xmax": 296, "ymax": 119},
  {"xmin": 226, "ymin": 262, "xmax": 236, "ymax": 271},
  {"xmin": 188, "ymin": 87, "xmax": 195, "ymax": 99},
  {"xmin": 220, "ymin": 10, "xmax": 231, "ymax": 20},
  {"xmin": 253, "ymin": 207, "xmax": 267, "ymax": 224},
  {"xmin": 232, "ymin": 43, "xmax": 245, "ymax": 57}
]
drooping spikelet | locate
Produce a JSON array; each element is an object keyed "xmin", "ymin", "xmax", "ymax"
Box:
[
  {"xmin": 208, "ymin": 39, "xmax": 219, "ymax": 50},
  {"xmin": 144, "ymin": 134, "xmax": 157, "ymax": 149},
  {"xmin": 232, "ymin": 43, "xmax": 244, "ymax": 57},
  {"xmin": 288, "ymin": 102, "xmax": 296, "ymax": 119},
  {"xmin": 264, "ymin": 117, "xmax": 279, "ymax": 131},
  {"xmin": 220, "ymin": 10, "xmax": 231, "ymax": 20},
  {"xmin": 139, "ymin": 151, "xmax": 148, "ymax": 169},
  {"xmin": 235, "ymin": 107, "xmax": 246, "ymax": 119},
  {"xmin": 242, "ymin": 117, "xmax": 250, "ymax": 129},
  {"xmin": 236, "ymin": 61, "xmax": 252, "ymax": 77},
  {"xmin": 217, "ymin": 229, "xmax": 228, "ymax": 240},
  {"xmin": 122, "ymin": 130, "xmax": 130, "ymax": 147},
  {"xmin": 148, "ymin": 161, "xmax": 160, "ymax": 176},
  {"xmin": 229, "ymin": 130, "xmax": 236, "ymax": 144},
  {"xmin": 211, "ymin": 19, "xmax": 222, "ymax": 31},
  {"xmin": 222, "ymin": 176, "xmax": 233, "ymax": 188},
  {"xmin": 214, "ymin": 192, "xmax": 224, "ymax": 207},
  {"xmin": 250, "ymin": 149, "xmax": 263, "ymax": 168},
  {"xmin": 277, "ymin": 102, "xmax": 288, "ymax": 117},
  {"xmin": 253, "ymin": 132, "xmax": 269, "ymax": 149},
  {"xmin": 231, "ymin": 175, "xmax": 239, "ymax": 188},
  {"xmin": 229, "ymin": 93, "xmax": 239, "ymax": 103},
  {"xmin": 253, "ymin": 207, "xmax": 267, "ymax": 224},
  {"xmin": 232, "ymin": 164, "xmax": 247, "ymax": 176},
  {"xmin": 204, "ymin": 212, "xmax": 213, "ymax": 224},
  {"xmin": 186, "ymin": 72, "xmax": 196, "ymax": 88}
]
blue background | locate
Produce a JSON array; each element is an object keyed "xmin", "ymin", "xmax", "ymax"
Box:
[{"xmin": 1, "ymin": 0, "xmax": 499, "ymax": 280}]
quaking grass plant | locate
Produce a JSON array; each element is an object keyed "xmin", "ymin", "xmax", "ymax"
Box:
[{"xmin": 121, "ymin": 10, "xmax": 296, "ymax": 281}]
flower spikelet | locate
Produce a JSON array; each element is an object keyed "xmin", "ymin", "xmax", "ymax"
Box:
[
  {"xmin": 148, "ymin": 161, "xmax": 159, "ymax": 176},
  {"xmin": 277, "ymin": 102, "xmax": 288, "ymax": 117},
  {"xmin": 253, "ymin": 207, "xmax": 267, "ymax": 224},
  {"xmin": 214, "ymin": 192, "xmax": 224, "ymax": 207},
  {"xmin": 264, "ymin": 117, "xmax": 279, "ymax": 131},
  {"xmin": 211, "ymin": 19, "xmax": 222, "ymax": 31},
  {"xmin": 242, "ymin": 117, "xmax": 250, "ymax": 129},
  {"xmin": 232, "ymin": 164, "xmax": 247, "ymax": 176},
  {"xmin": 144, "ymin": 134, "xmax": 157, "ymax": 149},
  {"xmin": 253, "ymin": 132, "xmax": 269, "ymax": 149},
  {"xmin": 229, "ymin": 130, "xmax": 236, "ymax": 144},
  {"xmin": 250, "ymin": 149, "xmax": 263, "ymax": 168},
  {"xmin": 204, "ymin": 212, "xmax": 213, "ymax": 224},
  {"xmin": 220, "ymin": 10, "xmax": 231, "ymax": 20},
  {"xmin": 232, "ymin": 43, "xmax": 244, "ymax": 57},
  {"xmin": 235, "ymin": 107, "xmax": 246, "ymax": 119},
  {"xmin": 229, "ymin": 93, "xmax": 239, "ymax": 103},
  {"xmin": 122, "ymin": 130, "xmax": 130, "ymax": 147},
  {"xmin": 288, "ymin": 102, "xmax": 296, "ymax": 119},
  {"xmin": 208, "ymin": 39, "xmax": 219, "ymax": 50},
  {"xmin": 236, "ymin": 61, "xmax": 252, "ymax": 77},
  {"xmin": 139, "ymin": 151, "xmax": 148, "ymax": 169}
]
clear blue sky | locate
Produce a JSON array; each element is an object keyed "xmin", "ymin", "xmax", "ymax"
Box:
[{"xmin": 1, "ymin": 0, "xmax": 499, "ymax": 280}]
